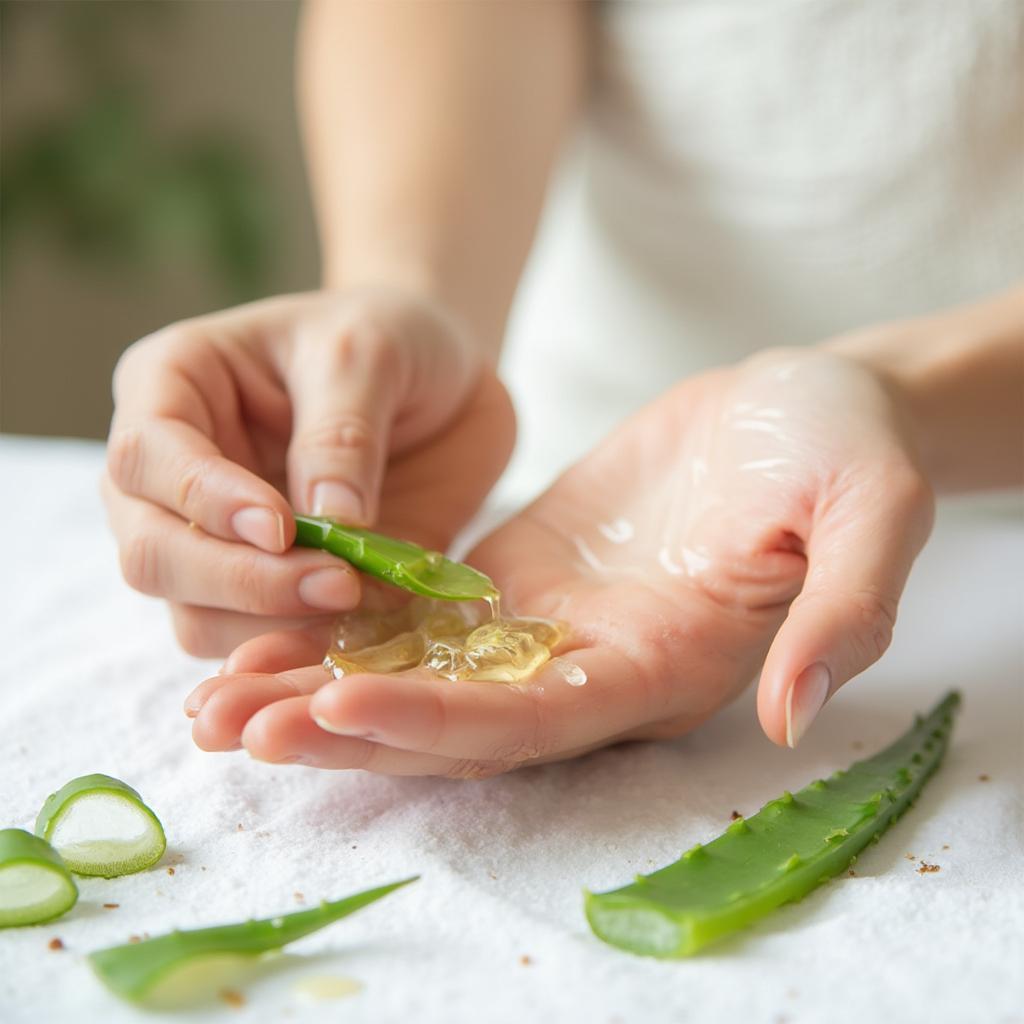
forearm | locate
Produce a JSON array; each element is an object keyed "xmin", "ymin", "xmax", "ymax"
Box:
[
  {"xmin": 298, "ymin": 0, "xmax": 585, "ymax": 356},
  {"xmin": 830, "ymin": 284, "xmax": 1024, "ymax": 493}
]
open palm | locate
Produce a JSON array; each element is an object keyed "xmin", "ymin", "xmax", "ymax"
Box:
[{"xmin": 187, "ymin": 349, "xmax": 933, "ymax": 774}]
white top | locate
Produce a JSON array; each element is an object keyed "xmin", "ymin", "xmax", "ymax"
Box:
[{"xmin": 501, "ymin": 0, "xmax": 1024, "ymax": 497}]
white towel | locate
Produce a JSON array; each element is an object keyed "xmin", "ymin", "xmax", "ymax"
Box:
[{"xmin": 1, "ymin": 437, "xmax": 1020, "ymax": 1022}]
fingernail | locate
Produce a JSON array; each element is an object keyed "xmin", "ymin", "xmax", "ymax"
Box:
[
  {"xmin": 311, "ymin": 480, "xmax": 363, "ymax": 523},
  {"xmin": 311, "ymin": 712, "xmax": 370, "ymax": 739},
  {"xmin": 232, "ymin": 507, "xmax": 286, "ymax": 553},
  {"xmin": 785, "ymin": 662, "xmax": 831, "ymax": 748},
  {"xmin": 298, "ymin": 567, "xmax": 359, "ymax": 610},
  {"xmin": 183, "ymin": 691, "xmax": 204, "ymax": 717},
  {"xmin": 274, "ymin": 754, "xmax": 313, "ymax": 765}
]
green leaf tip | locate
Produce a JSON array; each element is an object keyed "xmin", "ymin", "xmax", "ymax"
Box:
[{"xmin": 584, "ymin": 692, "xmax": 961, "ymax": 958}]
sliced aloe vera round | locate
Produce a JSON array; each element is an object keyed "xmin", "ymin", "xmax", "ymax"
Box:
[
  {"xmin": 0, "ymin": 828, "xmax": 78, "ymax": 928},
  {"xmin": 35, "ymin": 774, "xmax": 166, "ymax": 878}
]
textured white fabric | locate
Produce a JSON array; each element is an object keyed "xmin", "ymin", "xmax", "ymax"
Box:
[
  {"xmin": 1, "ymin": 437, "xmax": 1021, "ymax": 1022},
  {"xmin": 501, "ymin": 0, "xmax": 1024, "ymax": 499}
]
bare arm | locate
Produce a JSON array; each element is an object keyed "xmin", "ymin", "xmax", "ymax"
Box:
[
  {"xmin": 831, "ymin": 283, "xmax": 1024, "ymax": 493},
  {"xmin": 298, "ymin": 0, "xmax": 586, "ymax": 356}
]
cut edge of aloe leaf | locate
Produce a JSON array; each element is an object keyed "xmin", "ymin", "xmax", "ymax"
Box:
[
  {"xmin": 585, "ymin": 691, "xmax": 961, "ymax": 958},
  {"xmin": 35, "ymin": 774, "xmax": 166, "ymax": 878},
  {"xmin": 0, "ymin": 828, "xmax": 79, "ymax": 928},
  {"xmin": 293, "ymin": 515, "xmax": 497, "ymax": 601},
  {"xmin": 88, "ymin": 876, "xmax": 418, "ymax": 1006}
]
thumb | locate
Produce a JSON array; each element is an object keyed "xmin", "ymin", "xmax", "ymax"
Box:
[
  {"xmin": 286, "ymin": 332, "xmax": 404, "ymax": 525},
  {"xmin": 757, "ymin": 468, "xmax": 934, "ymax": 747}
]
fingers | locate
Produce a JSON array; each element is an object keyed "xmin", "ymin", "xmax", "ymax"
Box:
[
  {"xmin": 107, "ymin": 419, "xmax": 293, "ymax": 553},
  {"xmin": 241, "ymin": 697, "xmax": 491, "ymax": 776},
  {"xmin": 187, "ymin": 666, "xmax": 329, "ymax": 749},
  {"xmin": 285, "ymin": 326, "xmax": 406, "ymax": 525},
  {"xmin": 106, "ymin": 486, "xmax": 361, "ymax": 616},
  {"xmin": 757, "ymin": 466, "xmax": 934, "ymax": 747},
  {"xmin": 307, "ymin": 645, "xmax": 653, "ymax": 764},
  {"xmin": 222, "ymin": 625, "xmax": 335, "ymax": 675},
  {"xmin": 169, "ymin": 607, "xmax": 334, "ymax": 660},
  {"xmin": 189, "ymin": 672, "xmax": 502, "ymax": 777}
]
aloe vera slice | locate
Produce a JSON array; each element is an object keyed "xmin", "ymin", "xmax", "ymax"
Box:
[
  {"xmin": 586, "ymin": 691, "xmax": 960, "ymax": 958},
  {"xmin": 294, "ymin": 515, "xmax": 497, "ymax": 601},
  {"xmin": 0, "ymin": 829, "xmax": 78, "ymax": 928},
  {"xmin": 35, "ymin": 774, "xmax": 166, "ymax": 878},
  {"xmin": 88, "ymin": 877, "xmax": 417, "ymax": 1006}
]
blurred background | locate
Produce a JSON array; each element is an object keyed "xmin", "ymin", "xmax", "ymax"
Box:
[{"xmin": 1, "ymin": 0, "xmax": 318, "ymax": 439}]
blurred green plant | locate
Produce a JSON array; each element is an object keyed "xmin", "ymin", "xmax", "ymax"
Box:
[{"xmin": 1, "ymin": 1, "xmax": 276, "ymax": 301}]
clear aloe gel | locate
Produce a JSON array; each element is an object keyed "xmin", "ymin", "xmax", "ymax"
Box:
[
  {"xmin": 292, "ymin": 516, "xmax": 570, "ymax": 683},
  {"xmin": 324, "ymin": 598, "xmax": 567, "ymax": 683}
]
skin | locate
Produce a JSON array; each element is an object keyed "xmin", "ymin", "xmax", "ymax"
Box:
[
  {"xmin": 104, "ymin": 2, "xmax": 1023, "ymax": 772},
  {"xmin": 185, "ymin": 343, "xmax": 958, "ymax": 774},
  {"xmin": 103, "ymin": 291, "xmax": 514, "ymax": 655}
]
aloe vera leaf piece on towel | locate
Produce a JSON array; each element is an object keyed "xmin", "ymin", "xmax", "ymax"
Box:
[
  {"xmin": 88, "ymin": 877, "xmax": 417, "ymax": 1006},
  {"xmin": 0, "ymin": 829, "xmax": 78, "ymax": 928},
  {"xmin": 35, "ymin": 774, "xmax": 166, "ymax": 877},
  {"xmin": 585, "ymin": 691, "xmax": 960, "ymax": 958}
]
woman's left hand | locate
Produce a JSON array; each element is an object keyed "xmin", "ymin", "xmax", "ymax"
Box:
[{"xmin": 185, "ymin": 347, "xmax": 934, "ymax": 775}]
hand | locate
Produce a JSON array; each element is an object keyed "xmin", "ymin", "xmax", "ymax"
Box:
[
  {"xmin": 103, "ymin": 290, "xmax": 514, "ymax": 657},
  {"xmin": 185, "ymin": 347, "xmax": 933, "ymax": 773}
]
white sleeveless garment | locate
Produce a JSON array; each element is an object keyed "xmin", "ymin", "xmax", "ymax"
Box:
[{"xmin": 499, "ymin": 0, "xmax": 1024, "ymax": 499}]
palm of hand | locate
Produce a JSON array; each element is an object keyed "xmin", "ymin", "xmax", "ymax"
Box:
[{"xmin": 190, "ymin": 350, "xmax": 932, "ymax": 773}]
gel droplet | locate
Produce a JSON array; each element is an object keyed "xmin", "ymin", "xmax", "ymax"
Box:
[
  {"xmin": 597, "ymin": 518, "xmax": 635, "ymax": 544},
  {"xmin": 292, "ymin": 975, "xmax": 363, "ymax": 1004},
  {"xmin": 550, "ymin": 658, "xmax": 587, "ymax": 687}
]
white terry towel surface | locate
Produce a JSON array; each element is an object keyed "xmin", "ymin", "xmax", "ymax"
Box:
[{"xmin": 0, "ymin": 437, "xmax": 1021, "ymax": 1023}]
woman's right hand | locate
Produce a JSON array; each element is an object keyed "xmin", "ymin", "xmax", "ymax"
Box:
[{"xmin": 102, "ymin": 290, "xmax": 515, "ymax": 658}]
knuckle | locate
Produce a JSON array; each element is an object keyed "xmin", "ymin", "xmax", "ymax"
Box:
[
  {"xmin": 150, "ymin": 322, "xmax": 202, "ymax": 357},
  {"xmin": 848, "ymin": 588, "xmax": 899, "ymax": 660},
  {"xmin": 444, "ymin": 759, "xmax": 511, "ymax": 781},
  {"xmin": 296, "ymin": 416, "xmax": 378, "ymax": 460},
  {"xmin": 335, "ymin": 319, "xmax": 401, "ymax": 375},
  {"xmin": 488, "ymin": 740, "xmax": 542, "ymax": 765},
  {"xmin": 120, "ymin": 530, "xmax": 163, "ymax": 595},
  {"xmin": 106, "ymin": 426, "xmax": 144, "ymax": 492},
  {"xmin": 171, "ymin": 606, "xmax": 223, "ymax": 658},
  {"xmin": 225, "ymin": 551, "xmax": 275, "ymax": 614},
  {"xmin": 888, "ymin": 465, "xmax": 934, "ymax": 516},
  {"xmin": 172, "ymin": 456, "xmax": 213, "ymax": 517},
  {"xmin": 111, "ymin": 345, "xmax": 141, "ymax": 398}
]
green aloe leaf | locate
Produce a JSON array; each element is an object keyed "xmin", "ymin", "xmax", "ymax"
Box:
[
  {"xmin": 88, "ymin": 877, "xmax": 417, "ymax": 1006},
  {"xmin": 294, "ymin": 515, "xmax": 497, "ymax": 601},
  {"xmin": 586, "ymin": 691, "xmax": 960, "ymax": 957}
]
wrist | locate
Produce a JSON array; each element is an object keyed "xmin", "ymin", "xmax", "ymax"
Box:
[
  {"xmin": 322, "ymin": 253, "xmax": 506, "ymax": 363},
  {"xmin": 824, "ymin": 287, "xmax": 1024, "ymax": 492}
]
